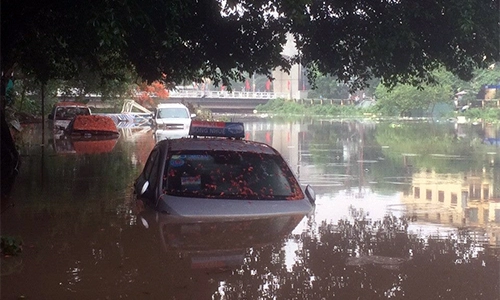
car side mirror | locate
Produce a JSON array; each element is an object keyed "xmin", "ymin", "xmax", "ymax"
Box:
[
  {"xmin": 140, "ymin": 181, "xmax": 149, "ymax": 195},
  {"xmin": 305, "ymin": 185, "xmax": 316, "ymax": 204},
  {"xmin": 48, "ymin": 113, "xmax": 54, "ymax": 120},
  {"xmin": 190, "ymin": 113, "xmax": 196, "ymax": 118},
  {"xmin": 140, "ymin": 216, "xmax": 149, "ymax": 229}
]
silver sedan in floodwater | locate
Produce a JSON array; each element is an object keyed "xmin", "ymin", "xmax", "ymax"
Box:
[{"xmin": 134, "ymin": 121, "xmax": 316, "ymax": 218}]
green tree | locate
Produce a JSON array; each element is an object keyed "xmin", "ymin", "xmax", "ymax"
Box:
[
  {"xmin": 374, "ymin": 68, "xmax": 457, "ymax": 116},
  {"xmin": 1, "ymin": 0, "xmax": 291, "ymax": 91},
  {"xmin": 292, "ymin": 0, "xmax": 498, "ymax": 90},
  {"xmin": 469, "ymin": 64, "xmax": 500, "ymax": 90},
  {"xmin": 461, "ymin": 64, "xmax": 500, "ymax": 101},
  {"xmin": 306, "ymin": 75, "xmax": 351, "ymax": 99},
  {"xmin": 374, "ymin": 65, "xmax": 500, "ymax": 116},
  {"xmin": 2, "ymin": 0, "xmax": 498, "ymax": 93},
  {"xmin": 307, "ymin": 74, "xmax": 381, "ymax": 99}
]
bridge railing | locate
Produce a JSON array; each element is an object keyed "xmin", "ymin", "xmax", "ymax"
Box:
[
  {"xmin": 169, "ymin": 90, "xmax": 289, "ymax": 99},
  {"xmin": 294, "ymin": 98, "xmax": 356, "ymax": 105}
]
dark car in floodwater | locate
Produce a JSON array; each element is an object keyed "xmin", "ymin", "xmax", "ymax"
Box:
[{"xmin": 134, "ymin": 121, "xmax": 315, "ymax": 218}]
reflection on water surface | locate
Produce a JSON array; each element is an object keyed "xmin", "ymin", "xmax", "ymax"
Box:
[{"xmin": 1, "ymin": 119, "xmax": 499, "ymax": 299}]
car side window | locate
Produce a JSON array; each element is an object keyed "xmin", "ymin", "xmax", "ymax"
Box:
[
  {"xmin": 55, "ymin": 107, "xmax": 65, "ymax": 119},
  {"xmin": 143, "ymin": 149, "xmax": 159, "ymax": 182},
  {"xmin": 148, "ymin": 153, "xmax": 161, "ymax": 192}
]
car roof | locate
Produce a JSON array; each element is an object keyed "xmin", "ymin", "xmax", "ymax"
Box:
[
  {"xmin": 72, "ymin": 115, "xmax": 118, "ymax": 133},
  {"xmin": 157, "ymin": 103, "xmax": 188, "ymax": 108},
  {"xmin": 158, "ymin": 138, "xmax": 279, "ymax": 155}
]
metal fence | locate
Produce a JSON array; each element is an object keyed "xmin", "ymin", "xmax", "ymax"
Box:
[{"xmin": 168, "ymin": 90, "xmax": 289, "ymax": 99}]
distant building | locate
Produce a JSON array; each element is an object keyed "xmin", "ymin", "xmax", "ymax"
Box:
[{"xmin": 272, "ymin": 34, "xmax": 308, "ymax": 100}]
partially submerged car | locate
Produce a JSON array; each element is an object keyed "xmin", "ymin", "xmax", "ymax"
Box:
[
  {"xmin": 48, "ymin": 102, "xmax": 91, "ymax": 130},
  {"xmin": 66, "ymin": 115, "xmax": 119, "ymax": 138},
  {"xmin": 152, "ymin": 103, "xmax": 196, "ymax": 139},
  {"xmin": 134, "ymin": 121, "xmax": 315, "ymax": 218},
  {"xmin": 50, "ymin": 115, "xmax": 119, "ymax": 154}
]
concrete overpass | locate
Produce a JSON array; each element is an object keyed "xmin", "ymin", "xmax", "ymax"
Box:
[
  {"xmin": 76, "ymin": 90, "xmax": 287, "ymax": 114},
  {"xmin": 166, "ymin": 97, "xmax": 270, "ymax": 113}
]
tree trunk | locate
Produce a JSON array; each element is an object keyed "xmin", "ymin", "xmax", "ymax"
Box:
[
  {"xmin": 1, "ymin": 75, "xmax": 20, "ymax": 204},
  {"xmin": 1, "ymin": 107, "xmax": 20, "ymax": 202}
]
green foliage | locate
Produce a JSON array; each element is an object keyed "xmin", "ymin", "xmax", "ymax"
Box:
[
  {"xmin": 8, "ymin": 76, "xmax": 59, "ymax": 115},
  {"xmin": 310, "ymin": 104, "xmax": 363, "ymax": 117},
  {"xmin": 372, "ymin": 65, "xmax": 500, "ymax": 118},
  {"xmin": 462, "ymin": 107, "xmax": 500, "ymax": 123},
  {"xmin": 467, "ymin": 65, "xmax": 500, "ymax": 92},
  {"xmin": 374, "ymin": 67, "xmax": 461, "ymax": 116},
  {"xmin": 2, "ymin": 0, "xmax": 290, "ymax": 89},
  {"xmin": 2, "ymin": 0, "xmax": 498, "ymax": 94},
  {"xmin": 54, "ymin": 67, "xmax": 136, "ymax": 101},
  {"xmin": 306, "ymin": 76, "xmax": 350, "ymax": 99},
  {"xmin": 256, "ymin": 98, "xmax": 375, "ymax": 117},
  {"xmin": 6, "ymin": 66, "xmax": 137, "ymax": 115},
  {"xmin": 307, "ymin": 74, "xmax": 381, "ymax": 99},
  {"xmin": 292, "ymin": 0, "xmax": 498, "ymax": 90},
  {"xmin": 254, "ymin": 98, "xmax": 308, "ymax": 115}
]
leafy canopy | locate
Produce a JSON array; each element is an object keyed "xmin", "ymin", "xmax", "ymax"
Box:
[{"xmin": 2, "ymin": 0, "xmax": 498, "ymax": 90}]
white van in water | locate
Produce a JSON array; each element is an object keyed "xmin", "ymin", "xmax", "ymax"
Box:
[{"xmin": 153, "ymin": 103, "xmax": 195, "ymax": 139}]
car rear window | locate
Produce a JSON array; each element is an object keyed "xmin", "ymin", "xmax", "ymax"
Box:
[{"xmin": 162, "ymin": 150, "xmax": 304, "ymax": 200}]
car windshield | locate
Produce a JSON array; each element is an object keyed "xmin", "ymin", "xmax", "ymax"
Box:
[
  {"xmin": 55, "ymin": 106, "xmax": 91, "ymax": 120},
  {"xmin": 163, "ymin": 150, "xmax": 304, "ymax": 200},
  {"xmin": 157, "ymin": 108, "xmax": 189, "ymax": 118}
]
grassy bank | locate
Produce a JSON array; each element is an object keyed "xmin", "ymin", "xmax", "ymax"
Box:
[
  {"xmin": 255, "ymin": 98, "xmax": 500, "ymax": 123},
  {"xmin": 255, "ymin": 98, "xmax": 373, "ymax": 118}
]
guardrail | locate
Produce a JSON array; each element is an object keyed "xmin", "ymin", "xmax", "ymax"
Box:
[
  {"xmin": 169, "ymin": 90, "xmax": 289, "ymax": 99},
  {"xmin": 294, "ymin": 98, "xmax": 357, "ymax": 105}
]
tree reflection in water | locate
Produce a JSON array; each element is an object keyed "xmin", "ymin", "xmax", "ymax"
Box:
[{"xmin": 216, "ymin": 207, "xmax": 499, "ymax": 299}]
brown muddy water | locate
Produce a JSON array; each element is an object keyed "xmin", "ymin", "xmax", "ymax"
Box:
[{"xmin": 1, "ymin": 118, "xmax": 500, "ymax": 299}]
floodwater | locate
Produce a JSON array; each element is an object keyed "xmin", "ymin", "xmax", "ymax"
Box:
[{"xmin": 2, "ymin": 117, "xmax": 500, "ymax": 299}]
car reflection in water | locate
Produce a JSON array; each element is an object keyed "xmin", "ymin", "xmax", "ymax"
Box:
[
  {"xmin": 154, "ymin": 127, "xmax": 190, "ymax": 142},
  {"xmin": 50, "ymin": 135, "xmax": 118, "ymax": 154},
  {"xmin": 137, "ymin": 208, "xmax": 307, "ymax": 271}
]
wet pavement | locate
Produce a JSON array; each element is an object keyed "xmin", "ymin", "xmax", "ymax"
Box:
[{"xmin": 1, "ymin": 118, "xmax": 500, "ymax": 299}]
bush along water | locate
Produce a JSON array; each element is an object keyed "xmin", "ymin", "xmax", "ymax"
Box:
[
  {"xmin": 256, "ymin": 98, "xmax": 500, "ymax": 123},
  {"xmin": 255, "ymin": 98, "xmax": 373, "ymax": 118},
  {"xmin": 461, "ymin": 107, "xmax": 500, "ymax": 123}
]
